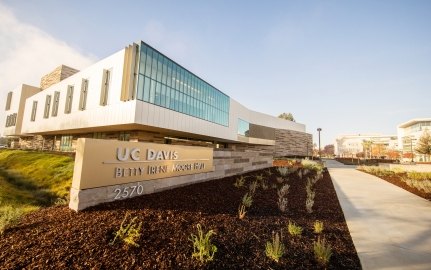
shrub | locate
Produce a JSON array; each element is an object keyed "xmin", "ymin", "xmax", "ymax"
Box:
[
  {"xmin": 301, "ymin": 159, "xmax": 324, "ymax": 173},
  {"xmin": 276, "ymin": 176, "xmax": 284, "ymax": 184},
  {"xmin": 110, "ymin": 213, "xmax": 142, "ymax": 247},
  {"xmin": 407, "ymin": 171, "xmax": 431, "ymax": 181},
  {"xmin": 265, "ymin": 231, "xmax": 285, "ymax": 263},
  {"xmin": 242, "ymin": 193, "xmax": 253, "ymax": 208},
  {"xmin": 238, "ymin": 204, "xmax": 247, "ymax": 219},
  {"xmin": 297, "ymin": 169, "xmax": 303, "ymax": 179},
  {"xmin": 314, "ymin": 220, "xmax": 324, "ymax": 234},
  {"xmin": 288, "ymin": 221, "xmax": 303, "ymax": 236},
  {"xmin": 277, "ymin": 184, "xmax": 290, "ymax": 213},
  {"xmin": 255, "ymin": 174, "xmax": 264, "ymax": 182},
  {"xmin": 277, "ymin": 167, "xmax": 289, "ymax": 177},
  {"xmin": 190, "ymin": 224, "xmax": 217, "ymax": 263},
  {"xmin": 233, "ymin": 176, "xmax": 246, "ymax": 188},
  {"xmin": 305, "ymin": 179, "xmax": 316, "ymax": 213},
  {"xmin": 249, "ymin": 181, "xmax": 258, "ymax": 194},
  {"xmin": 266, "ymin": 169, "xmax": 273, "ymax": 176},
  {"xmin": 313, "ymin": 237, "xmax": 332, "ymax": 266},
  {"xmin": 261, "ymin": 179, "xmax": 269, "ymax": 190},
  {"xmin": 0, "ymin": 205, "xmax": 24, "ymax": 234}
]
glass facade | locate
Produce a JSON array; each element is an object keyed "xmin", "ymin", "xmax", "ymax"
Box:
[
  {"xmin": 237, "ymin": 119, "xmax": 250, "ymax": 137},
  {"xmin": 136, "ymin": 42, "xmax": 229, "ymax": 126}
]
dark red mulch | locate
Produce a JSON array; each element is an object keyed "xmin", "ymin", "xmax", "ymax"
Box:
[
  {"xmin": 0, "ymin": 168, "xmax": 361, "ymax": 269},
  {"xmin": 359, "ymin": 170, "xmax": 431, "ymax": 201}
]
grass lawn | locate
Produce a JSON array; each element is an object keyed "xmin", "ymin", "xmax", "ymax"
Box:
[{"xmin": 0, "ymin": 149, "xmax": 74, "ymax": 232}]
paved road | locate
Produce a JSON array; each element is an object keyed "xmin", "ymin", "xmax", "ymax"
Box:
[{"xmin": 326, "ymin": 159, "xmax": 431, "ymax": 270}]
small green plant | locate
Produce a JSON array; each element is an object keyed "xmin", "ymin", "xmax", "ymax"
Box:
[
  {"xmin": 238, "ymin": 204, "xmax": 247, "ymax": 219},
  {"xmin": 249, "ymin": 180, "xmax": 258, "ymax": 194},
  {"xmin": 297, "ymin": 169, "xmax": 303, "ymax": 179},
  {"xmin": 266, "ymin": 169, "xmax": 273, "ymax": 176},
  {"xmin": 261, "ymin": 179, "xmax": 269, "ymax": 190},
  {"xmin": 305, "ymin": 179, "xmax": 316, "ymax": 213},
  {"xmin": 313, "ymin": 237, "xmax": 332, "ymax": 266},
  {"xmin": 288, "ymin": 221, "xmax": 303, "ymax": 236},
  {"xmin": 277, "ymin": 184, "xmax": 290, "ymax": 213},
  {"xmin": 301, "ymin": 159, "xmax": 324, "ymax": 173},
  {"xmin": 314, "ymin": 220, "xmax": 324, "ymax": 234},
  {"xmin": 277, "ymin": 167, "xmax": 289, "ymax": 177},
  {"xmin": 0, "ymin": 205, "xmax": 24, "ymax": 234},
  {"xmin": 190, "ymin": 224, "xmax": 217, "ymax": 263},
  {"xmin": 110, "ymin": 213, "xmax": 142, "ymax": 247},
  {"xmin": 234, "ymin": 176, "xmax": 246, "ymax": 188},
  {"xmin": 265, "ymin": 231, "xmax": 285, "ymax": 262},
  {"xmin": 242, "ymin": 193, "xmax": 253, "ymax": 208},
  {"xmin": 255, "ymin": 174, "xmax": 264, "ymax": 182}
]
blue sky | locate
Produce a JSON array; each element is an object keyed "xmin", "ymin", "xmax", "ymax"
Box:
[{"xmin": 1, "ymin": 0, "xmax": 430, "ymax": 146}]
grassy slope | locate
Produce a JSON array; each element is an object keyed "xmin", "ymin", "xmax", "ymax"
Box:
[{"xmin": 0, "ymin": 149, "xmax": 74, "ymax": 212}]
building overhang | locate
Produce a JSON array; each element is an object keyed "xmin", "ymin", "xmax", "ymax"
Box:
[{"xmin": 398, "ymin": 118, "xmax": 431, "ymax": 128}]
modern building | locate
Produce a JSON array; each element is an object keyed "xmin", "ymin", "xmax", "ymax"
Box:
[
  {"xmin": 335, "ymin": 134, "xmax": 398, "ymax": 158},
  {"xmin": 3, "ymin": 41, "xmax": 312, "ymax": 158},
  {"xmin": 397, "ymin": 118, "xmax": 431, "ymax": 162}
]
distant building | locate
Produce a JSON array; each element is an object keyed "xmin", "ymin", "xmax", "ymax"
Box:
[
  {"xmin": 397, "ymin": 118, "xmax": 431, "ymax": 162},
  {"xmin": 335, "ymin": 134, "xmax": 398, "ymax": 158}
]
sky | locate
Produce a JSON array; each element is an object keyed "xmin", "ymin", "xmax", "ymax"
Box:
[{"xmin": 0, "ymin": 0, "xmax": 430, "ymax": 146}]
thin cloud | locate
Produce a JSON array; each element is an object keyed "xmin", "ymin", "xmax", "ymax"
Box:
[{"xmin": 0, "ymin": 3, "xmax": 96, "ymax": 135}]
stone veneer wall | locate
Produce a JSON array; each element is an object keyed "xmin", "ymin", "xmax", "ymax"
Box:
[
  {"xmin": 274, "ymin": 129, "xmax": 313, "ymax": 157},
  {"xmin": 69, "ymin": 147, "xmax": 273, "ymax": 211},
  {"xmin": 40, "ymin": 65, "xmax": 79, "ymax": 90}
]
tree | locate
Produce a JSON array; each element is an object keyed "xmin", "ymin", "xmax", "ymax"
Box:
[
  {"xmin": 321, "ymin": 144, "xmax": 335, "ymax": 157},
  {"xmin": 278, "ymin": 112, "xmax": 295, "ymax": 122},
  {"xmin": 362, "ymin": 140, "xmax": 373, "ymax": 159},
  {"xmin": 415, "ymin": 129, "xmax": 431, "ymax": 161},
  {"xmin": 386, "ymin": 149, "xmax": 401, "ymax": 160}
]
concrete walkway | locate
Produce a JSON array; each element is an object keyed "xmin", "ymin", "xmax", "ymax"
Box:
[{"xmin": 326, "ymin": 159, "xmax": 431, "ymax": 270}]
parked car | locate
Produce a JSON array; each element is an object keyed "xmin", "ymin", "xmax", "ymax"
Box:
[{"xmin": 0, "ymin": 145, "xmax": 8, "ymax": 149}]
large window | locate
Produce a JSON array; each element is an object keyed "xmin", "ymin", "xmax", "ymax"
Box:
[
  {"xmin": 237, "ymin": 119, "xmax": 250, "ymax": 137},
  {"xmin": 136, "ymin": 42, "xmax": 230, "ymax": 126}
]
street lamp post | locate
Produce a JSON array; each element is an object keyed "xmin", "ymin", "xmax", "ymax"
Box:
[{"xmin": 317, "ymin": 128, "xmax": 322, "ymax": 158}]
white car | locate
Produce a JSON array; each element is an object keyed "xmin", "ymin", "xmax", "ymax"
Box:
[{"xmin": 0, "ymin": 145, "xmax": 7, "ymax": 149}]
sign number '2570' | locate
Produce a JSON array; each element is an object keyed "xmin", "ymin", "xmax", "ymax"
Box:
[{"xmin": 113, "ymin": 183, "xmax": 144, "ymax": 200}]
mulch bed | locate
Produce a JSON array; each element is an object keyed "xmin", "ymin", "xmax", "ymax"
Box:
[
  {"xmin": 359, "ymin": 170, "xmax": 431, "ymax": 201},
  {"xmin": 0, "ymin": 168, "xmax": 361, "ymax": 269}
]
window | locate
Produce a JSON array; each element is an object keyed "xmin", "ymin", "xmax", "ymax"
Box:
[
  {"xmin": 136, "ymin": 42, "xmax": 230, "ymax": 126},
  {"xmin": 52, "ymin": 91, "xmax": 60, "ymax": 117},
  {"xmin": 65, "ymin": 86, "xmax": 74, "ymax": 114},
  {"xmin": 44, "ymin": 95, "xmax": 51, "ymax": 118},
  {"xmin": 93, "ymin": 132, "xmax": 106, "ymax": 139},
  {"xmin": 60, "ymin": 135, "xmax": 73, "ymax": 151},
  {"xmin": 5, "ymin": 115, "xmax": 10, "ymax": 127},
  {"xmin": 31, "ymin": 101, "xmax": 38, "ymax": 121},
  {"xmin": 100, "ymin": 69, "xmax": 111, "ymax": 106},
  {"xmin": 79, "ymin": 79, "xmax": 88, "ymax": 110},
  {"xmin": 237, "ymin": 119, "xmax": 250, "ymax": 137},
  {"xmin": 5, "ymin": 92, "xmax": 12, "ymax": 111},
  {"xmin": 119, "ymin": 132, "xmax": 130, "ymax": 141}
]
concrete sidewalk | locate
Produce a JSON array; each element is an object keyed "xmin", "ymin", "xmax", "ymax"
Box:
[{"xmin": 326, "ymin": 159, "xmax": 431, "ymax": 270}]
